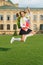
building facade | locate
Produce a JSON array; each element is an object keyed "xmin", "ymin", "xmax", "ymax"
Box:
[
  {"xmin": 30, "ymin": 8, "xmax": 43, "ymax": 32},
  {"xmin": 0, "ymin": 0, "xmax": 43, "ymax": 34},
  {"xmin": 0, "ymin": 0, "xmax": 23, "ymax": 34}
]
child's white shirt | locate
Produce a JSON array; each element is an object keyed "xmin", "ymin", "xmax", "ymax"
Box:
[{"xmin": 20, "ymin": 17, "xmax": 28, "ymax": 28}]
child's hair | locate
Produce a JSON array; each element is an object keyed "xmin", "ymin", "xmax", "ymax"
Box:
[
  {"xmin": 20, "ymin": 11, "xmax": 26, "ymax": 16},
  {"xmin": 16, "ymin": 13, "xmax": 19, "ymax": 17}
]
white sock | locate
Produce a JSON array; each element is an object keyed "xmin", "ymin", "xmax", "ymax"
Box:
[
  {"xmin": 10, "ymin": 37, "xmax": 21, "ymax": 43},
  {"xmin": 14, "ymin": 38, "xmax": 21, "ymax": 41}
]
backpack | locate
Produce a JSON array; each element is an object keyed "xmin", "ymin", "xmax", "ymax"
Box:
[{"xmin": 17, "ymin": 17, "xmax": 21, "ymax": 28}]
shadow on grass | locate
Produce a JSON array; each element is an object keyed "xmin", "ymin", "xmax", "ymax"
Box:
[{"xmin": 0, "ymin": 47, "xmax": 11, "ymax": 51}]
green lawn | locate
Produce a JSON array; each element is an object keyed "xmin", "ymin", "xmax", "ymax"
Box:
[{"xmin": 0, "ymin": 34, "xmax": 43, "ymax": 65}]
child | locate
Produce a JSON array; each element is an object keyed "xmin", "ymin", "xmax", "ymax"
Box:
[{"xmin": 10, "ymin": 11, "xmax": 35, "ymax": 44}]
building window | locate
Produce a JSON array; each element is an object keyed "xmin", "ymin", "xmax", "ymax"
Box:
[
  {"xmin": 13, "ymin": 15, "xmax": 16, "ymax": 20},
  {"xmin": 33, "ymin": 15, "xmax": 37, "ymax": 21},
  {"xmin": 7, "ymin": 15, "xmax": 10, "ymax": 20},
  {"xmin": 33, "ymin": 24, "xmax": 37, "ymax": 31},
  {"xmin": 0, "ymin": 24, "xmax": 4, "ymax": 30},
  {"xmin": 40, "ymin": 24, "xmax": 43, "ymax": 30},
  {"xmin": 13, "ymin": 24, "xmax": 17, "ymax": 30},
  {"xmin": 40, "ymin": 15, "xmax": 43, "ymax": 20},
  {"xmin": 0, "ymin": 15, "xmax": 3, "ymax": 20},
  {"xmin": 7, "ymin": 24, "xmax": 10, "ymax": 30}
]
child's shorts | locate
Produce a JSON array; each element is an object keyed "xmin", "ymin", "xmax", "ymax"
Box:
[{"xmin": 19, "ymin": 28, "xmax": 32, "ymax": 35}]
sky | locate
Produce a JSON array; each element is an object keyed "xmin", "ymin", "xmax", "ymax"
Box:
[{"xmin": 11, "ymin": 0, "xmax": 43, "ymax": 8}]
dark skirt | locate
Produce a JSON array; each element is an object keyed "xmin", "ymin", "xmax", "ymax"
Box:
[{"xmin": 19, "ymin": 29, "xmax": 32, "ymax": 35}]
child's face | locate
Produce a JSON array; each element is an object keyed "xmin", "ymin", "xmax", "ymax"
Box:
[{"xmin": 20, "ymin": 12, "xmax": 25, "ymax": 17}]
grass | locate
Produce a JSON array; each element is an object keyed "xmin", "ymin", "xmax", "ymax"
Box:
[{"xmin": 0, "ymin": 34, "xmax": 43, "ymax": 65}]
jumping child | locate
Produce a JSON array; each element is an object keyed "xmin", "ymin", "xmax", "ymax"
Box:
[{"xmin": 10, "ymin": 11, "xmax": 36, "ymax": 44}]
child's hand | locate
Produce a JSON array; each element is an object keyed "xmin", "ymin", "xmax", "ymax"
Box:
[{"xmin": 25, "ymin": 29, "xmax": 28, "ymax": 31}]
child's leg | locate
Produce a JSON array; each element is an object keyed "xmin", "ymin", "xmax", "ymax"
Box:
[
  {"xmin": 21, "ymin": 35, "xmax": 25, "ymax": 42},
  {"xmin": 26, "ymin": 34, "xmax": 33, "ymax": 37},
  {"xmin": 21, "ymin": 35, "xmax": 27, "ymax": 42},
  {"xmin": 10, "ymin": 35, "xmax": 27, "ymax": 44},
  {"xmin": 31, "ymin": 31, "xmax": 36, "ymax": 35},
  {"xmin": 25, "ymin": 31, "xmax": 36, "ymax": 38},
  {"xmin": 10, "ymin": 37, "xmax": 21, "ymax": 44}
]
